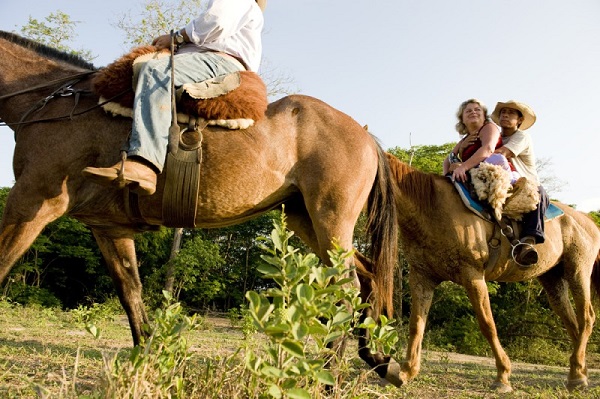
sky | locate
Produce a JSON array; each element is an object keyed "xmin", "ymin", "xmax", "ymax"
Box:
[{"xmin": 1, "ymin": 0, "xmax": 599, "ymax": 212}]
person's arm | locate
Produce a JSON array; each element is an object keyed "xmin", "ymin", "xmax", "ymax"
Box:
[
  {"xmin": 186, "ymin": 0, "xmax": 254, "ymax": 45},
  {"xmin": 451, "ymin": 123, "xmax": 499, "ymax": 182},
  {"xmin": 152, "ymin": 0, "xmax": 253, "ymax": 50},
  {"xmin": 494, "ymin": 146, "xmax": 515, "ymax": 158},
  {"xmin": 443, "ymin": 141, "xmax": 462, "ymax": 175}
]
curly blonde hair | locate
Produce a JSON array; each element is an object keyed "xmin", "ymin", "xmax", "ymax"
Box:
[{"xmin": 455, "ymin": 98, "xmax": 491, "ymax": 135}]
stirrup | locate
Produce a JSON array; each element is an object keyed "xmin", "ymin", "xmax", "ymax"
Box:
[
  {"xmin": 511, "ymin": 241, "xmax": 538, "ymax": 268},
  {"xmin": 114, "ymin": 150, "xmax": 128, "ymax": 189}
]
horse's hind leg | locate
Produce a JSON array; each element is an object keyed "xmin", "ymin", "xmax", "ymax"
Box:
[
  {"xmin": 566, "ymin": 275, "xmax": 594, "ymax": 391},
  {"xmin": 284, "ymin": 204, "xmax": 353, "ymax": 366},
  {"xmin": 537, "ymin": 267, "xmax": 590, "ymax": 391},
  {"xmin": 398, "ymin": 268, "xmax": 438, "ymax": 386},
  {"xmin": 537, "ymin": 265, "xmax": 579, "ymax": 342},
  {"xmin": 91, "ymin": 229, "xmax": 148, "ymax": 346}
]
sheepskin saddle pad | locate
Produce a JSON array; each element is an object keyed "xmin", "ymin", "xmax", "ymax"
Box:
[
  {"xmin": 453, "ymin": 162, "xmax": 563, "ymax": 221},
  {"xmin": 91, "ymin": 45, "xmax": 268, "ymax": 130}
]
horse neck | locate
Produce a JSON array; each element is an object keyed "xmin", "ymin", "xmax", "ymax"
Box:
[
  {"xmin": 0, "ymin": 34, "xmax": 93, "ymax": 123},
  {"xmin": 386, "ymin": 154, "xmax": 440, "ymax": 224}
]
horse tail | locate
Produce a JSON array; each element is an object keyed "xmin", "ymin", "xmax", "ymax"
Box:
[
  {"xmin": 366, "ymin": 140, "xmax": 399, "ymax": 318},
  {"xmin": 592, "ymin": 249, "xmax": 600, "ymax": 300}
]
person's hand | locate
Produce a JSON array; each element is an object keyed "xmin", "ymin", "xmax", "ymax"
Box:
[
  {"xmin": 151, "ymin": 34, "xmax": 172, "ymax": 50},
  {"xmin": 458, "ymin": 135, "xmax": 478, "ymax": 153},
  {"xmin": 448, "ymin": 162, "xmax": 462, "ymax": 173},
  {"xmin": 451, "ymin": 163, "xmax": 470, "ymax": 183}
]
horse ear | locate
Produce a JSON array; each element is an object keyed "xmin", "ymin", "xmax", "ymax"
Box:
[{"xmin": 363, "ymin": 124, "xmax": 369, "ymax": 130}]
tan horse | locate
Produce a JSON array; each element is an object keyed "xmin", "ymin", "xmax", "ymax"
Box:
[
  {"xmin": 384, "ymin": 153, "xmax": 600, "ymax": 392},
  {"xmin": 0, "ymin": 31, "xmax": 404, "ymax": 384}
]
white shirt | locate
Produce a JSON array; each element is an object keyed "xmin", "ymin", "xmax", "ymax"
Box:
[
  {"xmin": 502, "ymin": 130, "xmax": 540, "ymax": 185},
  {"xmin": 179, "ymin": 0, "xmax": 263, "ymax": 71}
]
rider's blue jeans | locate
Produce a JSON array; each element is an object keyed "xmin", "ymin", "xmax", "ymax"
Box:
[{"xmin": 127, "ymin": 52, "xmax": 244, "ymax": 172}]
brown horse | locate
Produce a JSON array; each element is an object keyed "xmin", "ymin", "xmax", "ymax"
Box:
[
  {"xmin": 0, "ymin": 31, "xmax": 403, "ymax": 384},
  {"xmin": 384, "ymin": 153, "xmax": 600, "ymax": 392}
]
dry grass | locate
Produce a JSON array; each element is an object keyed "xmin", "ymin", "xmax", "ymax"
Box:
[{"xmin": 1, "ymin": 303, "xmax": 600, "ymax": 398}]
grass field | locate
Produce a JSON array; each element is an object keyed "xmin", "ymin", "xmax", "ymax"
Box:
[{"xmin": 1, "ymin": 302, "xmax": 600, "ymax": 398}]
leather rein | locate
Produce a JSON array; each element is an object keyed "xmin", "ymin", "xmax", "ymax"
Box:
[{"xmin": 0, "ymin": 70, "xmax": 130, "ymax": 136}]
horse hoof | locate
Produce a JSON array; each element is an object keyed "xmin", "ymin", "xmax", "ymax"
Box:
[
  {"xmin": 567, "ymin": 377, "xmax": 588, "ymax": 392},
  {"xmin": 490, "ymin": 381, "xmax": 513, "ymax": 393},
  {"xmin": 383, "ymin": 358, "xmax": 405, "ymax": 387}
]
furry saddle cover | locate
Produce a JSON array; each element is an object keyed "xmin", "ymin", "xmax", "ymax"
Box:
[
  {"xmin": 91, "ymin": 45, "xmax": 268, "ymax": 129},
  {"xmin": 469, "ymin": 162, "xmax": 539, "ymax": 221}
]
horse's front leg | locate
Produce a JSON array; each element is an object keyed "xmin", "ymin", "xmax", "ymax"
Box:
[
  {"xmin": 0, "ymin": 182, "xmax": 68, "ymax": 283},
  {"xmin": 463, "ymin": 275, "xmax": 512, "ymax": 393},
  {"xmin": 91, "ymin": 229, "xmax": 149, "ymax": 346},
  {"xmin": 397, "ymin": 268, "xmax": 438, "ymax": 385}
]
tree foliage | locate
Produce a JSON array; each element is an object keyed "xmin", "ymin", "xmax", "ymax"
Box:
[
  {"xmin": 114, "ymin": 0, "xmax": 204, "ymax": 47},
  {"xmin": 388, "ymin": 143, "xmax": 454, "ymax": 175},
  {"xmin": 20, "ymin": 11, "xmax": 95, "ymax": 61}
]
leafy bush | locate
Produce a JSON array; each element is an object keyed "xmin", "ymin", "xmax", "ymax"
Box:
[
  {"xmin": 244, "ymin": 211, "xmax": 398, "ymax": 398},
  {"xmin": 101, "ymin": 290, "xmax": 200, "ymax": 398},
  {"xmin": 2, "ymin": 282, "xmax": 61, "ymax": 308}
]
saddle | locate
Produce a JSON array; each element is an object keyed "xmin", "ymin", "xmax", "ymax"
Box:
[
  {"xmin": 91, "ymin": 45, "xmax": 269, "ymax": 227},
  {"xmin": 452, "ymin": 164, "xmax": 564, "ymax": 270},
  {"xmin": 91, "ymin": 45, "xmax": 268, "ymax": 129}
]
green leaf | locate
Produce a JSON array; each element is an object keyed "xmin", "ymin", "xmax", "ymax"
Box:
[
  {"xmin": 268, "ymin": 384, "xmax": 283, "ymax": 398},
  {"xmin": 281, "ymin": 339, "xmax": 305, "ymax": 358},
  {"xmin": 291, "ymin": 322, "xmax": 309, "ymax": 340},
  {"xmin": 307, "ymin": 322, "xmax": 329, "ymax": 336},
  {"xmin": 316, "ymin": 370, "xmax": 336, "ymax": 385},
  {"xmin": 264, "ymin": 323, "xmax": 290, "ymax": 338},
  {"xmin": 358, "ymin": 316, "xmax": 377, "ymax": 329},
  {"xmin": 295, "ymin": 283, "xmax": 314, "ymax": 304},
  {"xmin": 331, "ymin": 311, "xmax": 352, "ymax": 326},
  {"xmin": 257, "ymin": 263, "xmax": 281, "ymax": 276},
  {"xmin": 262, "ymin": 366, "xmax": 286, "ymax": 379},
  {"xmin": 324, "ymin": 330, "xmax": 343, "ymax": 344},
  {"xmin": 286, "ymin": 388, "xmax": 311, "ymax": 399}
]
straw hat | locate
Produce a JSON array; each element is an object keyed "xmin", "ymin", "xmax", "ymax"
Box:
[
  {"xmin": 256, "ymin": 0, "xmax": 267, "ymax": 11},
  {"xmin": 491, "ymin": 100, "xmax": 536, "ymax": 131}
]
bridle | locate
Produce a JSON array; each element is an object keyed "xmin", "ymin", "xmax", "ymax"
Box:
[{"xmin": 0, "ymin": 70, "xmax": 130, "ymax": 136}]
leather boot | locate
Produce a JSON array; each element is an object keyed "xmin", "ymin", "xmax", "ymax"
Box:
[
  {"xmin": 82, "ymin": 159, "xmax": 157, "ymax": 196},
  {"xmin": 514, "ymin": 236, "xmax": 538, "ymax": 267}
]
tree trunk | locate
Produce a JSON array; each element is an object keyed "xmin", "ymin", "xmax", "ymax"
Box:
[{"xmin": 164, "ymin": 228, "xmax": 184, "ymax": 294}]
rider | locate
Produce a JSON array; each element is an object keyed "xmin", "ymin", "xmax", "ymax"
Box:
[
  {"xmin": 491, "ymin": 100, "xmax": 549, "ymax": 266},
  {"xmin": 83, "ymin": 0, "xmax": 266, "ymax": 195}
]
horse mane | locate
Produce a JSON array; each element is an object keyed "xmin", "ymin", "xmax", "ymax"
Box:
[
  {"xmin": 385, "ymin": 153, "xmax": 440, "ymax": 214},
  {"xmin": 0, "ymin": 30, "xmax": 96, "ymax": 71}
]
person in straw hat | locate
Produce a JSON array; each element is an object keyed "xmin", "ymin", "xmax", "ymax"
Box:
[
  {"xmin": 443, "ymin": 98, "xmax": 520, "ymax": 184},
  {"xmin": 492, "ymin": 100, "xmax": 549, "ymax": 266},
  {"xmin": 83, "ymin": 0, "xmax": 266, "ymax": 195}
]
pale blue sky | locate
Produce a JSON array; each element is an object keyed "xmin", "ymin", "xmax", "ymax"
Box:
[{"xmin": 1, "ymin": 0, "xmax": 599, "ymax": 211}]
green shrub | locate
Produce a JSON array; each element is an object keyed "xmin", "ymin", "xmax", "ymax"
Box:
[{"xmin": 244, "ymin": 211, "xmax": 398, "ymax": 398}]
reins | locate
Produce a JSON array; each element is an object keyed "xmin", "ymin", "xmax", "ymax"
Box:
[
  {"xmin": 0, "ymin": 70, "xmax": 131, "ymax": 136},
  {"xmin": 0, "ymin": 71, "xmax": 94, "ymax": 102}
]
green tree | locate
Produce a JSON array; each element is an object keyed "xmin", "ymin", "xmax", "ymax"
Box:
[
  {"xmin": 114, "ymin": 0, "xmax": 204, "ymax": 47},
  {"xmin": 388, "ymin": 143, "xmax": 455, "ymax": 175},
  {"xmin": 20, "ymin": 10, "xmax": 95, "ymax": 61}
]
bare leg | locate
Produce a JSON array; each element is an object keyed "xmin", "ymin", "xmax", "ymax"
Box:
[{"xmin": 92, "ymin": 229, "xmax": 149, "ymax": 346}]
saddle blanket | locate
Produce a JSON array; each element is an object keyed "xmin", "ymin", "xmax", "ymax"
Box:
[{"xmin": 454, "ymin": 180, "xmax": 563, "ymax": 222}]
